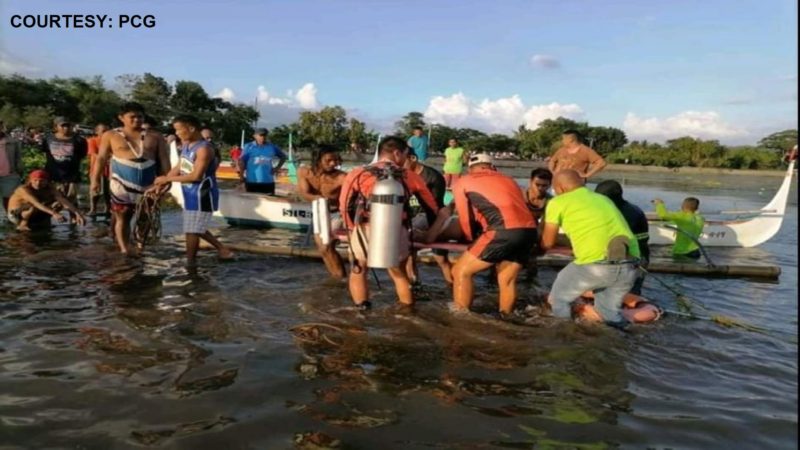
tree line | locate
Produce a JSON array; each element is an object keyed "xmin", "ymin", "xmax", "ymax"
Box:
[{"xmin": 1, "ymin": 73, "xmax": 795, "ymax": 170}]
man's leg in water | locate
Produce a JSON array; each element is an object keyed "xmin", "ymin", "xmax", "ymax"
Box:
[
  {"xmin": 496, "ymin": 260, "xmax": 523, "ymax": 314},
  {"xmin": 314, "ymin": 235, "xmax": 345, "ymax": 278},
  {"xmin": 185, "ymin": 233, "xmax": 201, "ymax": 265},
  {"xmin": 433, "ymin": 252, "xmax": 453, "ymax": 284},
  {"xmin": 404, "ymin": 251, "xmax": 419, "ymax": 284},
  {"xmin": 451, "ymin": 251, "xmax": 494, "ymax": 312},
  {"xmin": 112, "ymin": 208, "xmax": 134, "ymax": 254},
  {"xmin": 200, "ymin": 231, "xmax": 235, "ymax": 259},
  {"xmin": 348, "ymin": 258, "xmax": 369, "ymax": 306},
  {"xmin": 16, "ymin": 207, "xmax": 35, "ymax": 231},
  {"xmin": 388, "ymin": 260, "xmax": 414, "ymax": 306}
]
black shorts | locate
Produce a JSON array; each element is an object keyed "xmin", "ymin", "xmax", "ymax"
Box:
[
  {"xmin": 469, "ymin": 228, "xmax": 537, "ymax": 265},
  {"xmin": 245, "ymin": 182, "xmax": 276, "ymax": 195}
]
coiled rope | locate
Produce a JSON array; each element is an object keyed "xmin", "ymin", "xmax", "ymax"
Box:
[{"xmin": 132, "ymin": 194, "xmax": 162, "ymax": 249}]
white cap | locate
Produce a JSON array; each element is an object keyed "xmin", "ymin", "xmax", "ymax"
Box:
[{"xmin": 468, "ymin": 153, "xmax": 494, "ymax": 167}]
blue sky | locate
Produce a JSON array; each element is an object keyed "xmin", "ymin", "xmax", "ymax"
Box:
[{"xmin": 1, "ymin": 0, "xmax": 796, "ymax": 144}]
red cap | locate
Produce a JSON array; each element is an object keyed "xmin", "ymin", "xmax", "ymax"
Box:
[{"xmin": 28, "ymin": 170, "xmax": 49, "ymax": 181}]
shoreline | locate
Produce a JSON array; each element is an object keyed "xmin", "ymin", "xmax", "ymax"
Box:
[{"xmin": 337, "ymin": 154, "xmax": 789, "ymax": 177}]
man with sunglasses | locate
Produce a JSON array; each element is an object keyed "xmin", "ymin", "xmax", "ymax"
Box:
[{"xmin": 40, "ymin": 116, "xmax": 87, "ymax": 224}]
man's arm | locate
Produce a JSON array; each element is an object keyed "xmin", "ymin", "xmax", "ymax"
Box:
[
  {"xmin": 20, "ymin": 187, "xmax": 62, "ymax": 218},
  {"xmin": 237, "ymin": 146, "xmax": 249, "ymax": 181},
  {"xmin": 452, "ymin": 180, "xmax": 473, "ymax": 242},
  {"xmin": 582, "ymin": 147, "xmax": 607, "ymax": 178},
  {"xmin": 548, "ymin": 149, "xmax": 560, "ymax": 172},
  {"xmin": 539, "ymin": 222, "xmax": 559, "ymax": 252},
  {"xmin": 296, "ymin": 167, "xmax": 320, "ymax": 202},
  {"xmin": 273, "ymin": 146, "xmax": 287, "ymax": 172},
  {"xmin": 653, "ymin": 200, "xmax": 681, "ymax": 222},
  {"xmin": 155, "ymin": 145, "xmax": 213, "ymax": 185}
]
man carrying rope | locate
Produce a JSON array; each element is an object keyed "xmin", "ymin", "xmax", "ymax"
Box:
[
  {"xmin": 91, "ymin": 102, "xmax": 171, "ymax": 255},
  {"xmin": 153, "ymin": 115, "xmax": 234, "ymax": 265}
]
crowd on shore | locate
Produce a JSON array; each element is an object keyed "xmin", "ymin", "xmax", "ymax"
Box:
[{"xmin": 1, "ymin": 104, "xmax": 716, "ymax": 327}]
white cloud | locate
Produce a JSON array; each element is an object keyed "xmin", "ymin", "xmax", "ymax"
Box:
[
  {"xmin": 424, "ymin": 92, "xmax": 584, "ymax": 133},
  {"xmin": 530, "ymin": 54, "xmax": 560, "ymax": 69},
  {"xmin": 623, "ymin": 111, "xmax": 748, "ymax": 142},
  {"xmin": 295, "ymin": 83, "xmax": 319, "ymax": 109},
  {"xmin": 0, "ymin": 51, "xmax": 40, "ymax": 75},
  {"xmin": 214, "ymin": 87, "xmax": 236, "ymax": 102}
]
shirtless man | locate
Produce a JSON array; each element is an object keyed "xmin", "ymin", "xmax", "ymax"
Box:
[
  {"xmin": 297, "ymin": 145, "xmax": 347, "ymax": 278},
  {"xmin": 90, "ymin": 102, "xmax": 170, "ymax": 255},
  {"xmin": 7, "ymin": 169, "xmax": 85, "ymax": 231},
  {"xmin": 548, "ymin": 129, "xmax": 606, "ymax": 180}
]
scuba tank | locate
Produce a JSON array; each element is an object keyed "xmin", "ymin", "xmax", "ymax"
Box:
[
  {"xmin": 367, "ymin": 169, "xmax": 406, "ymax": 268},
  {"xmin": 312, "ymin": 197, "xmax": 332, "ymax": 245}
]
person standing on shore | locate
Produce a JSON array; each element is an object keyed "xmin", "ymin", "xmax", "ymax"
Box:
[
  {"xmin": 442, "ymin": 138, "xmax": 467, "ymax": 188},
  {"xmin": 0, "ymin": 120, "xmax": 24, "ymax": 215},
  {"xmin": 407, "ymin": 126, "xmax": 429, "ymax": 162},
  {"xmin": 548, "ymin": 129, "xmax": 606, "ymax": 180}
]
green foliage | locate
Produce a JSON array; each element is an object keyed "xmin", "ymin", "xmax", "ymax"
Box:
[
  {"xmin": 608, "ymin": 139, "xmax": 785, "ymax": 169},
  {"xmin": 130, "ymin": 73, "xmax": 172, "ymax": 125},
  {"xmin": 394, "ymin": 111, "xmax": 425, "ymax": 137},
  {"xmin": 758, "ymin": 129, "xmax": 797, "ymax": 154}
]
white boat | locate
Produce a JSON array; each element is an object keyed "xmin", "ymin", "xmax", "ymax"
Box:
[{"xmin": 648, "ymin": 160, "xmax": 795, "ymax": 247}]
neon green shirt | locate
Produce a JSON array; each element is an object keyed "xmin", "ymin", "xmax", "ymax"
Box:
[
  {"xmin": 655, "ymin": 203, "xmax": 705, "ymax": 255},
  {"xmin": 545, "ymin": 187, "xmax": 640, "ymax": 264},
  {"xmin": 443, "ymin": 147, "xmax": 465, "ymax": 174}
]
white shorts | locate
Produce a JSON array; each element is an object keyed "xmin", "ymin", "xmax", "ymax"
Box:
[{"xmin": 183, "ymin": 210, "xmax": 213, "ymax": 234}]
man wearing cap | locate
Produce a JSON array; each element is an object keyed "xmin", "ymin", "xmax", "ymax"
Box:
[
  {"xmin": 7, "ymin": 170, "xmax": 85, "ymax": 231},
  {"xmin": 41, "ymin": 116, "xmax": 87, "ymax": 223},
  {"xmin": 238, "ymin": 128, "xmax": 287, "ymax": 195},
  {"xmin": 449, "ymin": 153, "xmax": 537, "ymax": 316}
]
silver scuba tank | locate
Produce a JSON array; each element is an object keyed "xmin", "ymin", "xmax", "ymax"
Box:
[{"xmin": 367, "ymin": 176, "xmax": 405, "ymax": 268}]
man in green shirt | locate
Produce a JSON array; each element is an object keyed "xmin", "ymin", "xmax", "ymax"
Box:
[
  {"xmin": 540, "ymin": 170, "xmax": 639, "ymax": 326},
  {"xmin": 653, "ymin": 197, "xmax": 705, "ymax": 259}
]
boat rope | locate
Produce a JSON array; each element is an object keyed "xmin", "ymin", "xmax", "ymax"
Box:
[
  {"xmin": 639, "ymin": 266, "xmax": 709, "ymax": 313},
  {"xmin": 132, "ymin": 194, "xmax": 162, "ymax": 249},
  {"xmin": 642, "ymin": 267, "xmax": 796, "ymax": 342}
]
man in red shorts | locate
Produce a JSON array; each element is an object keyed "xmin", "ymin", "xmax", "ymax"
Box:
[{"xmin": 450, "ymin": 153, "xmax": 537, "ymax": 316}]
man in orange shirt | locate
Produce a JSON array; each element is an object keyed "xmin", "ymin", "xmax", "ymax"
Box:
[
  {"xmin": 339, "ymin": 136, "xmax": 440, "ymax": 309},
  {"xmin": 548, "ymin": 129, "xmax": 606, "ymax": 180},
  {"xmin": 450, "ymin": 153, "xmax": 537, "ymax": 315},
  {"xmin": 87, "ymin": 123, "xmax": 110, "ymax": 216}
]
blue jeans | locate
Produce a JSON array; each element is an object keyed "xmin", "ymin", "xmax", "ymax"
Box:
[{"xmin": 549, "ymin": 262, "xmax": 637, "ymax": 323}]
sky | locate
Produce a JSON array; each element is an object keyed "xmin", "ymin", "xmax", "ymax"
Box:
[{"xmin": 0, "ymin": 0, "xmax": 797, "ymax": 144}]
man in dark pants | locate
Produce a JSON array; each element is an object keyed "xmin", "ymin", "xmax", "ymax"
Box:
[{"xmin": 238, "ymin": 128, "xmax": 286, "ymax": 195}]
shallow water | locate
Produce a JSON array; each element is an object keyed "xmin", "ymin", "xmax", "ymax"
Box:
[{"xmin": 0, "ymin": 172, "xmax": 797, "ymax": 449}]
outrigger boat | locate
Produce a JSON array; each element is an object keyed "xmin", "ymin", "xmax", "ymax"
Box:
[{"xmin": 169, "ymin": 144, "xmax": 795, "ymax": 247}]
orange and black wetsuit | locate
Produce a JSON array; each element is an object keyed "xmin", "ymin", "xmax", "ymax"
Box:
[
  {"xmin": 339, "ymin": 161, "xmax": 439, "ymax": 229},
  {"xmin": 452, "ymin": 170, "xmax": 537, "ymax": 264}
]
